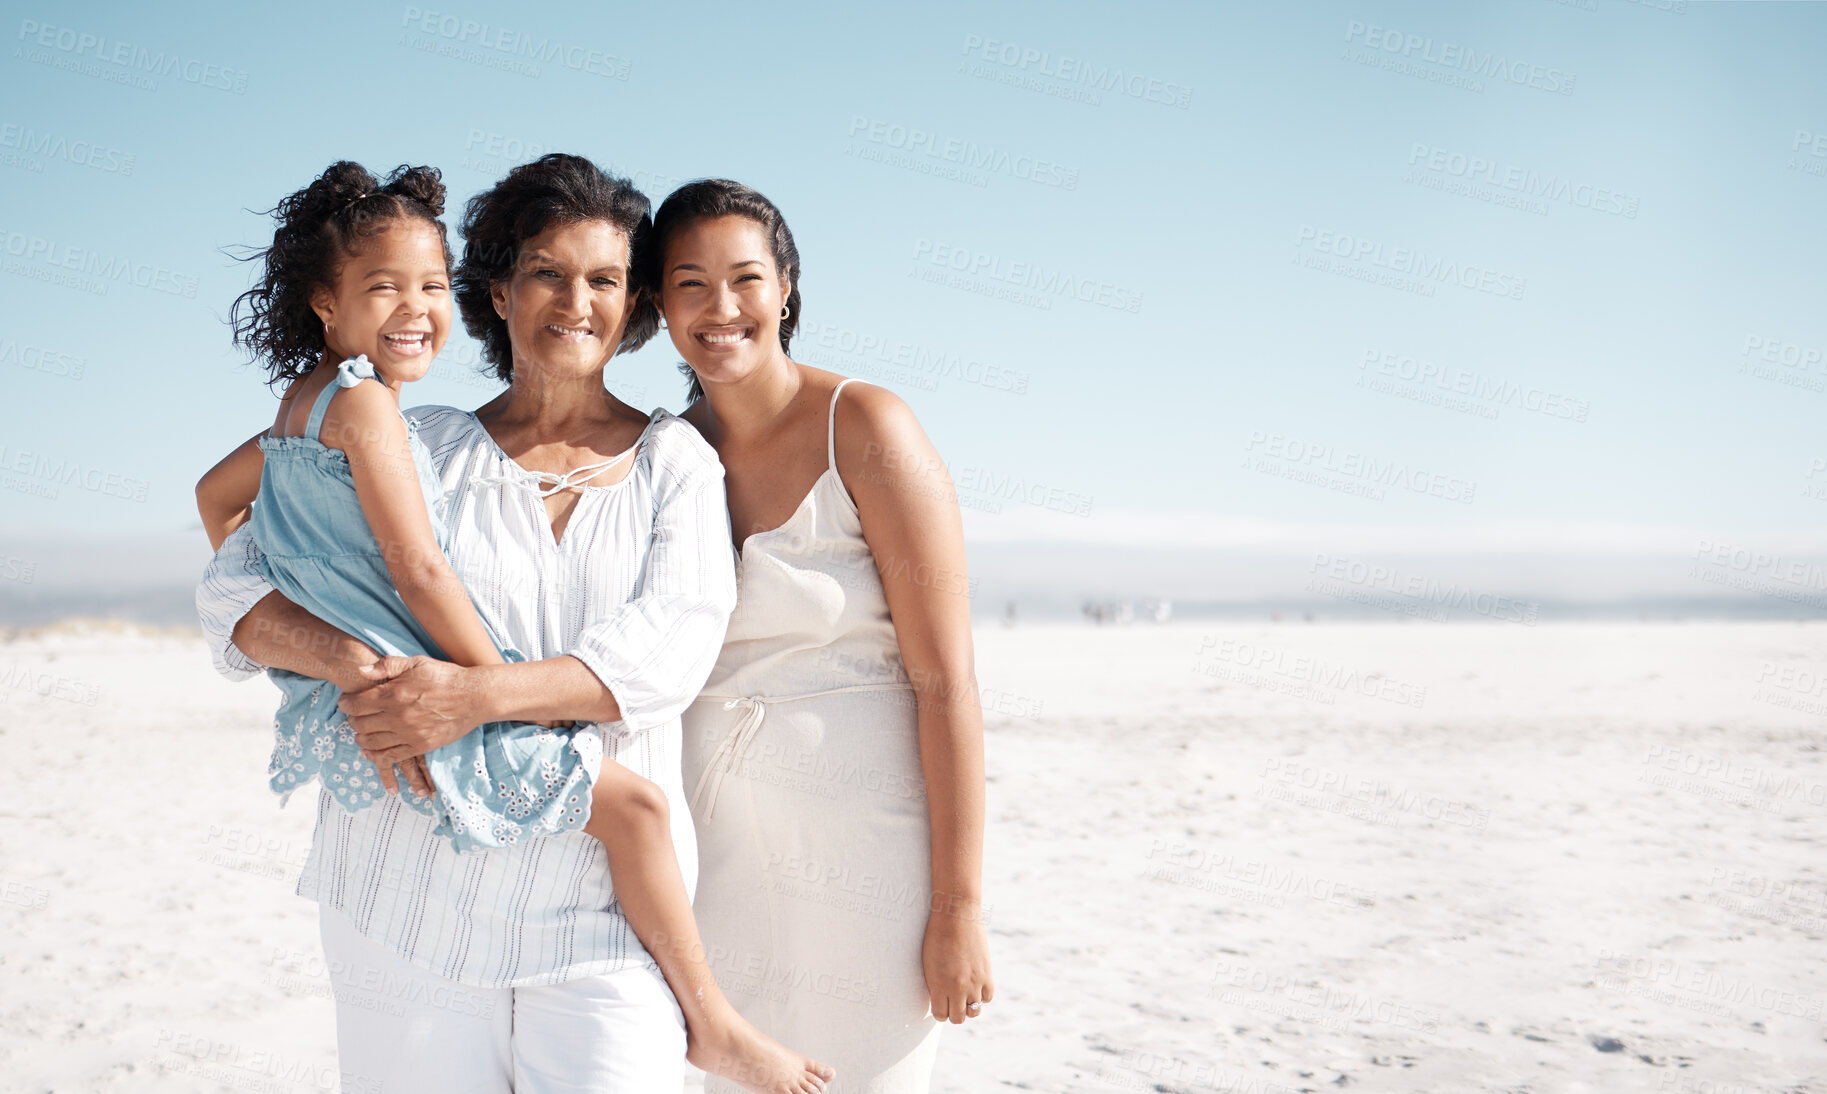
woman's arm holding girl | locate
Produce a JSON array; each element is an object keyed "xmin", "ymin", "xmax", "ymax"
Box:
[{"xmin": 344, "ymin": 433, "xmax": 738, "ymax": 767}]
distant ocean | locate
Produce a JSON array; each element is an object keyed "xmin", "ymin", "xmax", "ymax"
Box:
[{"xmin": 3, "ymin": 532, "xmax": 1823, "ymax": 630}]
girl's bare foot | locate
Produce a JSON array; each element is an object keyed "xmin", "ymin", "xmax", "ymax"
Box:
[{"xmin": 688, "ymin": 1015, "xmax": 834, "ymax": 1094}]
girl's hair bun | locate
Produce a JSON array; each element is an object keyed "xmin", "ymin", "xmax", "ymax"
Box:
[
  {"xmin": 291, "ymin": 160, "xmax": 381, "ymax": 224},
  {"xmin": 382, "ymin": 164, "xmax": 446, "ymax": 218}
]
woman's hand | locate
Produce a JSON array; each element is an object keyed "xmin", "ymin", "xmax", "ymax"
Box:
[
  {"xmin": 375, "ymin": 755, "xmax": 437, "ymax": 801},
  {"xmin": 923, "ymin": 899, "xmax": 995, "ymax": 1024},
  {"xmin": 340, "ymin": 655, "xmax": 485, "ymax": 773}
]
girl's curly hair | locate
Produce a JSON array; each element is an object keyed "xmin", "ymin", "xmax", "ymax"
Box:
[
  {"xmin": 453, "ymin": 153, "xmax": 659, "ymax": 383},
  {"xmin": 230, "ymin": 162, "xmax": 452, "ymax": 387}
]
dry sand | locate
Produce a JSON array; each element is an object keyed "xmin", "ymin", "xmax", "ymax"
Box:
[{"xmin": 1, "ymin": 622, "xmax": 1822, "ymax": 1093}]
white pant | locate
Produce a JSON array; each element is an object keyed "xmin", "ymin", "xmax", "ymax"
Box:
[{"xmin": 318, "ymin": 906, "xmax": 686, "ymax": 1093}]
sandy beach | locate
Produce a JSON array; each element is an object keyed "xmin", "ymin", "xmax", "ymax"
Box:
[{"xmin": 1, "ymin": 621, "xmax": 1822, "ymax": 1093}]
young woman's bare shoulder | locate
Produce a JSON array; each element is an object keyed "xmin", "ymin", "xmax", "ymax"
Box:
[
  {"xmin": 832, "ymin": 380, "xmax": 942, "ymax": 490},
  {"xmin": 838, "ymin": 380, "xmax": 927, "ymax": 448}
]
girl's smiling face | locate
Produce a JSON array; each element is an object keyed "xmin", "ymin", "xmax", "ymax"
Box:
[
  {"xmin": 311, "ymin": 218, "xmax": 451, "ymax": 384},
  {"xmin": 656, "ymin": 215, "xmax": 791, "ymax": 388},
  {"xmin": 490, "ymin": 219, "xmax": 635, "ymax": 387}
]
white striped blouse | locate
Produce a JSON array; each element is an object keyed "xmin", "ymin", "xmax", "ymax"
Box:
[{"xmin": 195, "ymin": 405, "xmax": 737, "ymax": 988}]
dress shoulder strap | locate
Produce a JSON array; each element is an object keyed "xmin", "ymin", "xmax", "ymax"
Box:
[
  {"xmin": 305, "ymin": 356, "xmax": 381, "ymax": 442},
  {"xmin": 827, "ymin": 378, "xmax": 864, "ymax": 472},
  {"xmin": 302, "ymin": 378, "xmax": 343, "ymax": 442}
]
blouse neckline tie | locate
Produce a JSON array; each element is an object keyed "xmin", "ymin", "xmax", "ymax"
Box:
[{"xmin": 473, "ymin": 449, "xmax": 634, "ymax": 499}]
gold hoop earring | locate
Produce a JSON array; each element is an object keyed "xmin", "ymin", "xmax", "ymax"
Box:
[{"xmin": 780, "ymin": 303, "xmax": 791, "ymax": 320}]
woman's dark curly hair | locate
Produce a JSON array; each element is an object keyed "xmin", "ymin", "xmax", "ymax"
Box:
[
  {"xmin": 230, "ymin": 162, "xmax": 451, "ymax": 387},
  {"xmin": 639, "ymin": 179, "xmax": 803, "ymax": 403},
  {"xmin": 453, "ymin": 153, "xmax": 658, "ymax": 383}
]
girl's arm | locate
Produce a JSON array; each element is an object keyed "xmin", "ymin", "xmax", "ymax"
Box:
[
  {"xmin": 196, "ymin": 433, "xmax": 266, "ymax": 551},
  {"xmin": 322, "ymin": 382, "xmax": 503, "ymax": 669},
  {"xmin": 836, "ymin": 382, "xmax": 994, "ymax": 1025},
  {"xmin": 232, "ymin": 591, "xmax": 385, "ymax": 695}
]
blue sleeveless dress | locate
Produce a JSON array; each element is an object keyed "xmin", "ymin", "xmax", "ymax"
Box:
[{"xmin": 251, "ymin": 357, "xmax": 593, "ymax": 852}]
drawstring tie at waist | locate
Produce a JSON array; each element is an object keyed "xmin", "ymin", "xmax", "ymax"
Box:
[
  {"xmin": 688, "ymin": 682, "xmax": 914, "ymax": 820},
  {"xmin": 690, "ymin": 697, "xmax": 767, "ymax": 820}
]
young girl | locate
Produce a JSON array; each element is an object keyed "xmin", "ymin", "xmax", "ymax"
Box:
[{"xmin": 196, "ymin": 161, "xmax": 832, "ymax": 1094}]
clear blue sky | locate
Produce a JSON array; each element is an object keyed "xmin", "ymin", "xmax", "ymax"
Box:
[{"xmin": 2, "ymin": 0, "xmax": 1823, "ymax": 559}]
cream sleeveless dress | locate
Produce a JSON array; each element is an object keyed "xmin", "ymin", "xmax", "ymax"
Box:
[{"xmin": 683, "ymin": 379, "xmax": 941, "ymax": 1092}]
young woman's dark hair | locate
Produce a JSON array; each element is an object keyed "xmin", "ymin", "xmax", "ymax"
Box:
[
  {"xmin": 640, "ymin": 179, "xmax": 803, "ymax": 403},
  {"xmin": 453, "ymin": 153, "xmax": 658, "ymax": 382},
  {"xmin": 230, "ymin": 162, "xmax": 451, "ymax": 388}
]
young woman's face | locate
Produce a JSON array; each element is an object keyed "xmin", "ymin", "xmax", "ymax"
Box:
[
  {"xmin": 491, "ymin": 219, "xmax": 635, "ymax": 387},
  {"xmin": 656, "ymin": 215, "xmax": 790, "ymax": 390},
  {"xmin": 313, "ymin": 218, "xmax": 451, "ymax": 384}
]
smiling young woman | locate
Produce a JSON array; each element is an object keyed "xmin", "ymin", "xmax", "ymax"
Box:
[{"xmin": 645, "ymin": 179, "xmax": 995, "ymax": 1093}]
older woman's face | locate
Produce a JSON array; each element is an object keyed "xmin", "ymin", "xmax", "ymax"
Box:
[{"xmin": 490, "ymin": 219, "xmax": 634, "ymax": 385}]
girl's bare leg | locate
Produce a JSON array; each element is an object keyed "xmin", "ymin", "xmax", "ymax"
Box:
[{"xmin": 584, "ymin": 763, "xmax": 834, "ymax": 1094}]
